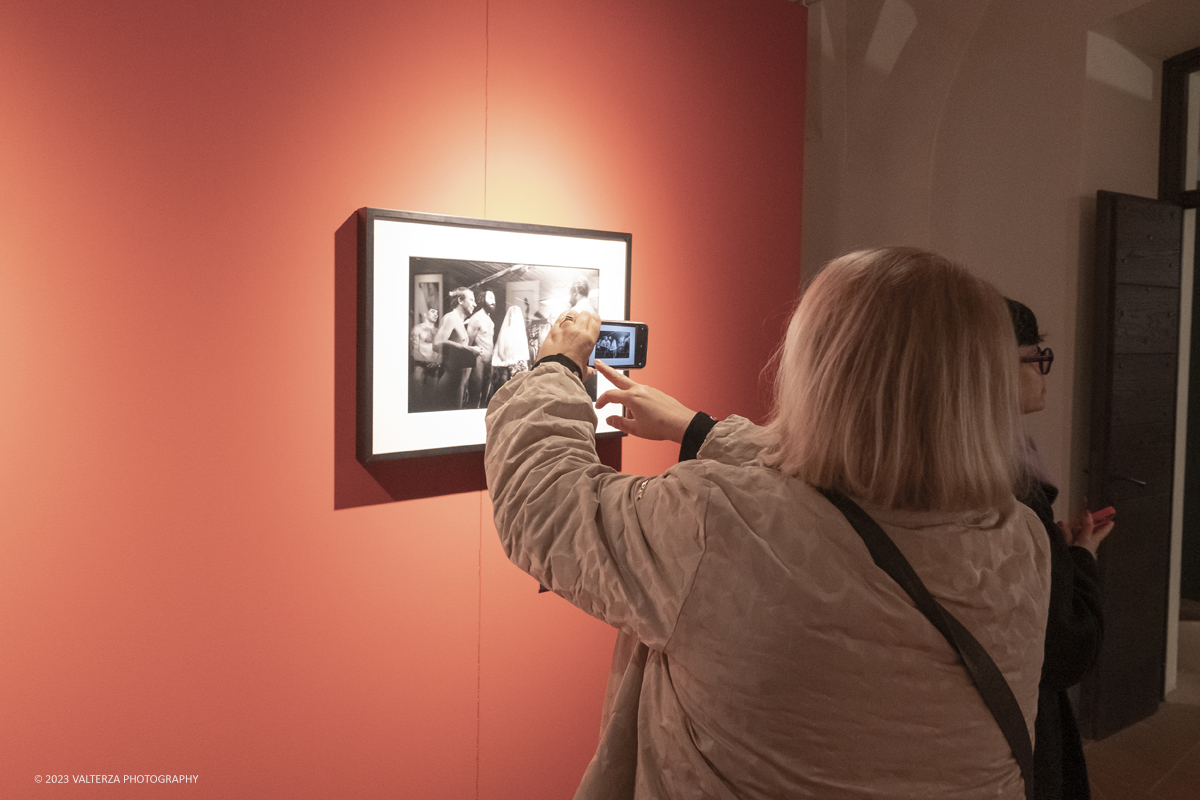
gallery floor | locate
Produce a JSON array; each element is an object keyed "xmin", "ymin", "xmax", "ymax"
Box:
[{"xmin": 1084, "ymin": 599, "xmax": 1200, "ymax": 800}]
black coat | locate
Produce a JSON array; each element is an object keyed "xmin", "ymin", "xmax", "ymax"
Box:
[{"xmin": 1019, "ymin": 481, "xmax": 1104, "ymax": 800}]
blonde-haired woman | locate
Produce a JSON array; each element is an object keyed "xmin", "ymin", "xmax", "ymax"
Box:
[{"xmin": 485, "ymin": 247, "xmax": 1050, "ymax": 799}]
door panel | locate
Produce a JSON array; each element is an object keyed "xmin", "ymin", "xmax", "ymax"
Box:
[
  {"xmin": 1080, "ymin": 191, "xmax": 1184, "ymax": 739},
  {"xmin": 1106, "ymin": 423, "xmax": 1177, "ymax": 502},
  {"xmin": 1111, "ymin": 354, "xmax": 1178, "ymax": 427},
  {"xmin": 1112, "ymin": 199, "xmax": 1183, "ymax": 286},
  {"xmin": 1095, "ymin": 492, "xmax": 1174, "ymax": 695},
  {"xmin": 1113, "ymin": 285, "xmax": 1181, "ymax": 353}
]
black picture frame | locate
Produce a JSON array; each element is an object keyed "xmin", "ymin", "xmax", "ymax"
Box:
[{"xmin": 356, "ymin": 207, "xmax": 631, "ymax": 463}]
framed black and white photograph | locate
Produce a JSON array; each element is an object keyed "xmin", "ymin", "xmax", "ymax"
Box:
[{"xmin": 357, "ymin": 208, "xmax": 631, "ymax": 462}]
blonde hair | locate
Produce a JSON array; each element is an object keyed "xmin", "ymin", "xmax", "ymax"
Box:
[{"xmin": 764, "ymin": 247, "xmax": 1021, "ymax": 511}]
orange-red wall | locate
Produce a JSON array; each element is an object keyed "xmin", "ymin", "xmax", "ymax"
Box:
[{"xmin": 0, "ymin": 1, "xmax": 805, "ymax": 797}]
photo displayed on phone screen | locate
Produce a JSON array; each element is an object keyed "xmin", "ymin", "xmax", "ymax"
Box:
[
  {"xmin": 589, "ymin": 321, "xmax": 647, "ymax": 368},
  {"xmin": 595, "ymin": 330, "xmax": 632, "ymax": 362}
]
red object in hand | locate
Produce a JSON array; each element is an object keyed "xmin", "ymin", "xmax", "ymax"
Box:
[{"xmin": 1091, "ymin": 506, "xmax": 1116, "ymax": 524}]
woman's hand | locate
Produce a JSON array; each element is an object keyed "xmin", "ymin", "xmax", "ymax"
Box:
[
  {"xmin": 594, "ymin": 361, "xmax": 696, "ymax": 443},
  {"xmin": 536, "ymin": 309, "xmax": 600, "ymax": 378},
  {"xmin": 1058, "ymin": 508, "xmax": 1115, "ymax": 557}
]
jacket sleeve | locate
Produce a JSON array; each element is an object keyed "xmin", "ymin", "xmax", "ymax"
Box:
[
  {"xmin": 484, "ymin": 362, "xmax": 711, "ymax": 649},
  {"xmin": 1018, "ymin": 482, "xmax": 1105, "ymax": 691},
  {"xmin": 1040, "ymin": 530, "xmax": 1105, "ymax": 691}
]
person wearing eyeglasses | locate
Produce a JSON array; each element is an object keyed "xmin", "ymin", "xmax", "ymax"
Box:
[{"xmin": 1008, "ymin": 298, "xmax": 1114, "ymax": 800}]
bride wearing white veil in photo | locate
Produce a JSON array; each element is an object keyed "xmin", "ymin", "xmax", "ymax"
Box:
[{"xmin": 485, "ymin": 304, "xmax": 532, "ymax": 406}]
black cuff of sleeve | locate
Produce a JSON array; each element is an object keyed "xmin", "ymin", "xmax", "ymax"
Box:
[
  {"xmin": 679, "ymin": 412, "xmax": 718, "ymax": 461},
  {"xmin": 1069, "ymin": 544, "xmax": 1100, "ymax": 567},
  {"xmin": 532, "ymin": 353, "xmax": 583, "ymax": 382}
]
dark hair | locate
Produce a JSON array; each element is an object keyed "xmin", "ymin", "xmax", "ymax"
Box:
[
  {"xmin": 1005, "ymin": 299, "xmax": 1043, "ymax": 347},
  {"xmin": 570, "ymin": 278, "xmax": 591, "ymax": 299}
]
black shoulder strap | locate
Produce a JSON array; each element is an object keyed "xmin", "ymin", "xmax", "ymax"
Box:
[{"xmin": 818, "ymin": 487, "xmax": 1035, "ymax": 800}]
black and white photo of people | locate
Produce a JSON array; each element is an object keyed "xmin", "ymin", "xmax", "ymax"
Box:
[
  {"xmin": 594, "ymin": 330, "xmax": 631, "ymax": 361},
  {"xmin": 408, "ymin": 257, "xmax": 599, "ymax": 413}
]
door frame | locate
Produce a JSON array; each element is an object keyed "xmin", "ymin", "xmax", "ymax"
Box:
[{"xmin": 1162, "ymin": 45, "xmax": 1200, "ymax": 696}]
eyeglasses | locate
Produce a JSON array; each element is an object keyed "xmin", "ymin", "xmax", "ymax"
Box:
[{"xmin": 1019, "ymin": 347, "xmax": 1054, "ymax": 375}]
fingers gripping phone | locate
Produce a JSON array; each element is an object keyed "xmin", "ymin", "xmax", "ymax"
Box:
[
  {"xmin": 589, "ymin": 320, "xmax": 649, "ymax": 369},
  {"xmin": 1091, "ymin": 506, "xmax": 1116, "ymax": 525}
]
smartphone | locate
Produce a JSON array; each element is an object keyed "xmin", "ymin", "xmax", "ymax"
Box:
[
  {"xmin": 1091, "ymin": 506, "xmax": 1116, "ymax": 524},
  {"xmin": 589, "ymin": 320, "xmax": 649, "ymax": 369}
]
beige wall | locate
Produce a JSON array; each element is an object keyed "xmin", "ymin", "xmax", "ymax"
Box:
[{"xmin": 803, "ymin": 0, "xmax": 1165, "ymax": 518}]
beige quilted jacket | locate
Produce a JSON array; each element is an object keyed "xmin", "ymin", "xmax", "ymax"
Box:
[{"xmin": 485, "ymin": 363, "xmax": 1050, "ymax": 800}]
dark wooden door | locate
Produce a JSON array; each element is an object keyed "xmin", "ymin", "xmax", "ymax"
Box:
[{"xmin": 1080, "ymin": 191, "xmax": 1184, "ymax": 739}]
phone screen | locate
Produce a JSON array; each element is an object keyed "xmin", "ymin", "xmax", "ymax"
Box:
[{"xmin": 589, "ymin": 322, "xmax": 645, "ymax": 368}]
